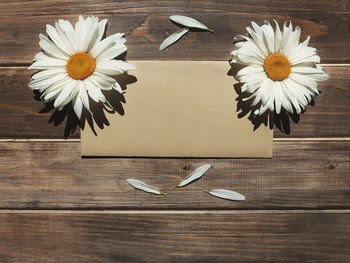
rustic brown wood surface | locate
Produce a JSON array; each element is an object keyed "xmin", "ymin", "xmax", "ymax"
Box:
[
  {"xmin": 0, "ymin": 66, "xmax": 349, "ymax": 138},
  {"xmin": 0, "ymin": 140, "xmax": 349, "ymax": 209},
  {"xmin": 0, "ymin": 0, "xmax": 349, "ymax": 64},
  {"xmin": 0, "ymin": 210, "xmax": 349, "ymax": 263},
  {"xmin": 0, "ymin": 0, "xmax": 349, "ymax": 262}
]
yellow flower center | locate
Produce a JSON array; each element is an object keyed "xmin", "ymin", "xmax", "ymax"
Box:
[
  {"xmin": 66, "ymin": 52, "xmax": 96, "ymax": 80},
  {"xmin": 263, "ymin": 54, "xmax": 291, "ymax": 81}
]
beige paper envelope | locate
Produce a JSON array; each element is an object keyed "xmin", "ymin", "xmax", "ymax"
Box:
[{"xmin": 81, "ymin": 61, "xmax": 272, "ymax": 157}]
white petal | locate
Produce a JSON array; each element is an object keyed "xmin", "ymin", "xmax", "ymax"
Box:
[
  {"xmin": 29, "ymin": 72, "xmax": 68, "ymax": 91},
  {"xmin": 42, "ymin": 87, "xmax": 62, "ymax": 102},
  {"xmin": 250, "ymin": 86, "xmax": 264, "ymax": 106},
  {"xmin": 291, "ymin": 66, "xmax": 324, "ymax": 74},
  {"xmin": 236, "ymin": 40, "xmax": 266, "ymax": 62},
  {"xmin": 57, "ymin": 19, "xmax": 79, "ymax": 53},
  {"xmin": 234, "ymin": 51, "xmax": 264, "ymax": 66},
  {"xmin": 233, "ymin": 35, "xmax": 248, "ymax": 42},
  {"xmin": 204, "ymin": 189, "xmax": 245, "ymax": 201},
  {"xmin": 261, "ymin": 22, "xmax": 275, "ymax": 53},
  {"xmin": 274, "ymin": 82, "xmax": 282, "ymax": 114},
  {"xmin": 240, "ymin": 83, "xmax": 248, "ymax": 92},
  {"xmin": 280, "ymin": 83, "xmax": 293, "ymax": 113},
  {"xmin": 46, "ymin": 24, "xmax": 74, "ymax": 56},
  {"xmin": 258, "ymin": 78, "xmax": 272, "ymax": 105},
  {"xmin": 40, "ymin": 77, "xmax": 71, "ymax": 102},
  {"xmin": 39, "ymin": 34, "xmax": 70, "ymax": 60},
  {"xmin": 289, "ymin": 72, "xmax": 319, "ymax": 94},
  {"xmin": 169, "ymin": 15, "xmax": 213, "ymax": 32},
  {"xmin": 174, "ymin": 164, "xmax": 211, "ymax": 188},
  {"xmin": 286, "ymin": 77, "xmax": 313, "ymax": 105},
  {"xmin": 112, "ymin": 60, "xmax": 136, "ymax": 71},
  {"xmin": 84, "ymin": 77, "xmax": 106, "ymax": 102},
  {"xmin": 273, "ymin": 20, "xmax": 282, "ymax": 53},
  {"xmin": 246, "ymin": 22, "xmax": 269, "ymax": 57},
  {"xmin": 79, "ymin": 81, "xmax": 90, "ymax": 113},
  {"xmin": 241, "ymin": 71, "xmax": 267, "ymax": 89},
  {"xmin": 96, "ymin": 60, "xmax": 136, "ymax": 75},
  {"xmin": 302, "ymin": 36, "xmax": 311, "ymax": 47},
  {"xmin": 282, "ymin": 25, "xmax": 301, "ymax": 58},
  {"xmin": 91, "ymin": 71, "xmax": 116, "ymax": 88},
  {"xmin": 73, "ymin": 95, "xmax": 83, "ymax": 119},
  {"xmin": 90, "ymin": 33, "xmax": 125, "ymax": 59},
  {"xmin": 281, "ymin": 79, "xmax": 302, "ymax": 114},
  {"xmin": 31, "ymin": 68, "xmax": 66, "ymax": 81},
  {"xmin": 249, "ymin": 77, "xmax": 271, "ymax": 107},
  {"xmin": 289, "ymin": 46, "xmax": 320, "ymax": 65},
  {"xmin": 95, "ymin": 61, "xmax": 123, "ymax": 75},
  {"xmin": 259, "ymin": 94, "xmax": 275, "ymax": 115},
  {"xmin": 28, "ymin": 55, "xmax": 67, "ymax": 70},
  {"xmin": 94, "ymin": 87, "xmax": 107, "ymax": 102},
  {"xmin": 236, "ymin": 65, "xmax": 264, "ymax": 80},
  {"xmin": 113, "ymin": 82, "xmax": 123, "ymax": 93},
  {"xmin": 77, "ymin": 16, "xmax": 100, "ymax": 53},
  {"xmin": 88, "ymin": 18, "xmax": 108, "ymax": 52},
  {"xmin": 280, "ymin": 21, "xmax": 293, "ymax": 52},
  {"xmin": 95, "ymin": 44, "xmax": 127, "ymax": 62},
  {"xmin": 84, "ymin": 78, "xmax": 99, "ymax": 102},
  {"xmin": 54, "ymin": 80, "xmax": 77, "ymax": 110},
  {"xmin": 33, "ymin": 51, "xmax": 49, "ymax": 61},
  {"xmin": 159, "ymin": 28, "xmax": 189, "ymax": 51},
  {"xmin": 291, "ymin": 66, "xmax": 329, "ymax": 82},
  {"xmin": 127, "ymin": 179, "xmax": 166, "ymax": 196},
  {"xmin": 94, "ymin": 19, "xmax": 108, "ymax": 47},
  {"xmin": 88, "ymin": 77, "xmax": 112, "ymax": 92},
  {"xmin": 280, "ymin": 81, "xmax": 295, "ymax": 113}
]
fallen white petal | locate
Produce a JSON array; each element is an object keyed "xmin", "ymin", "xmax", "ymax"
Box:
[
  {"xmin": 127, "ymin": 179, "xmax": 166, "ymax": 196},
  {"xmin": 174, "ymin": 164, "xmax": 211, "ymax": 188},
  {"xmin": 169, "ymin": 15, "xmax": 213, "ymax": 32},
  {"xmin": 159, "ymin": 28, "xmax": 189, "ymax": 51},
  {"xmin": 204, "ymin": 189, "xmax": 245, "ymax": 201}
]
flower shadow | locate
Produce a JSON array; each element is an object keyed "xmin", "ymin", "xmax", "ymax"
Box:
[
  {"xmin": 34, "ymin": 73, "xmax": 137, "ymax": 138},
  {"xmin": 228, "ymin": 62, "xmax": 306, "ymax": 135}
]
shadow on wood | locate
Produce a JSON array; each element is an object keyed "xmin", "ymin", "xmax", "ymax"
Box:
[
  {"xmin": 227, "ymin": 62, "xmax": 319, "ymax": 135},
  {"xmin": 34, "ymin": 73, "xmax": 137, "ymax": 138}
]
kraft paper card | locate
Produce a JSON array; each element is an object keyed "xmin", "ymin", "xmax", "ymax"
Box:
[{"xmin": 81, "ymin": 61, "xmax": 273, "ymax": 157}]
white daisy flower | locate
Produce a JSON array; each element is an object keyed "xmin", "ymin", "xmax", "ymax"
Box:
[
  {"xmin": 231, "ymin": 20, "xmax": 329, "ymax": 116},
  {"xmin": 28, "ymin": 16, "xmax": 136, "ymax": 119}
]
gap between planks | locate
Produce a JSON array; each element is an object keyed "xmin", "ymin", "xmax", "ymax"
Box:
[
  {"xmin": 1, "ymin": 64, "xmax": 350, "ymax": 69},
  {"xmin": 1, "ymin": 138, "xmax": 350, "ymax": 143},
  {"xmin": 0, "ymin": 209, "xmax": 350, "ymax": 214}
]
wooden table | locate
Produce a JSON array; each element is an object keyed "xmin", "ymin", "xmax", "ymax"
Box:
[{"xmin": 0, "ymin": 1, "xmax": 349, "ymax": 262}]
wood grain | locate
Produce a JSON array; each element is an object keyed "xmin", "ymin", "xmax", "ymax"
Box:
[
  {"xmin": 0, "ymin": 0, "xmax": 349, "ymax": 64},
  {"xmin": 0, "ymin": 1, "xmax": 349, "ymax": 261},
  {"xmin": 0, "ymin": 66, "xmax": 349, "ymax": 138},
  {"xmin": 0, "ymin": 210, "xmax": 349, "ymax": 262},
  {"xmin": 0, "ymin": 140, "xmax": 349, "ymax": 209}
]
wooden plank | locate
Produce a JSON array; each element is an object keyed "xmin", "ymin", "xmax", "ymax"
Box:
[
  {"xmin": 0, "ymin": 210, "xmax": 349, "ymax": 262},
  {"xmin": 0, "ymin": 140, "xmax": 349, "ymax": 209},
  {"xmin": 0, "ymin": 66, "xmax": 349, "ymax": 138},
  {"xmin": 0, "ymin": 0, "xmax": 349, "ymax": 64},
  {"xmin": 0, "ymin": 67, "xmax": 80, "ymax": 138}
]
